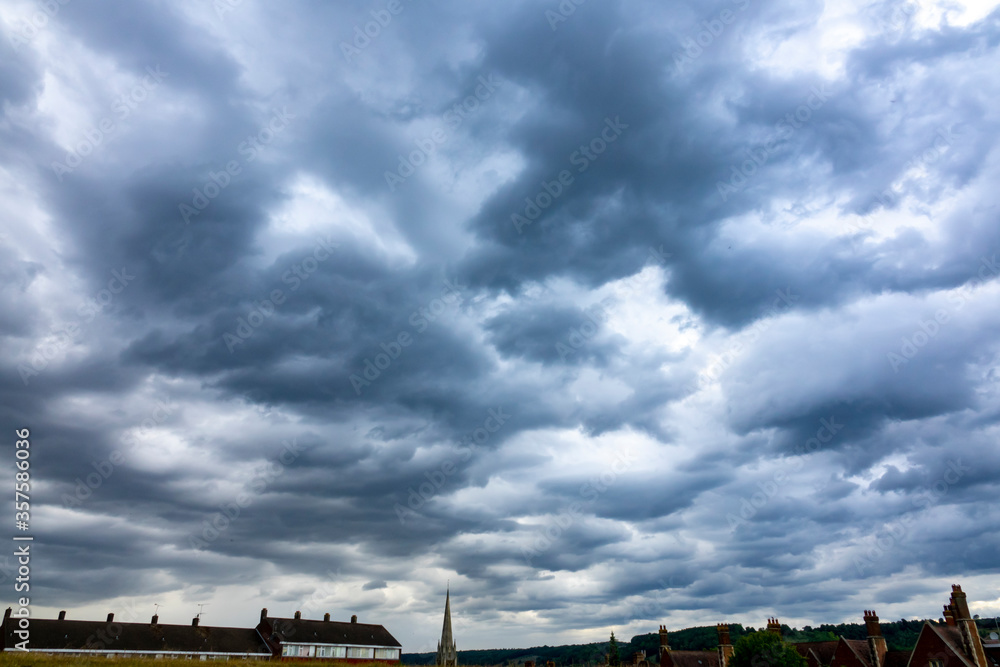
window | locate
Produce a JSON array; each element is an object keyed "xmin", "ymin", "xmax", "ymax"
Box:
[
  {"xmin": 348, "ymin": 646, "xmax": 374, "ymax": 659},
  {"xmin": 376, "ymin": 648, "xmax": 400, "ymax": 660},
  {"xmin": 930, "ymin": 660, "xmax": 944, "ymax": 667}
]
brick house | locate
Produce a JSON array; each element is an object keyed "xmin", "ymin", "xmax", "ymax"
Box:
[
  {"xmin": 827, "ymin": 610, "xmax": 909, "ymax": 667},
  {"xmin": 2, "ymin": 606, "xmax": 401, "ymax": 662},
  {"xmin": 659, "ymin": 624, "xmax": 721, "ymax": 667},
  {"xmin": 654, "ymin": 585, "xmax": 995, "ymax": 667},
  {"xmin": 1, "ymin": 608, "xmax": 270, "ymax": 660},
  {"xmin": 907, "ymin": 586, "xmax": 993, "ymax": 667},
  {"xmin": 256, "ymin": 608, "xmax": 402, "ymax": 661}
]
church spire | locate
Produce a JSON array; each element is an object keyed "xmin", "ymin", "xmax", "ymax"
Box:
[{"xmin": 436, "ymin": 585, "xmax": 458, "ymax": 667}]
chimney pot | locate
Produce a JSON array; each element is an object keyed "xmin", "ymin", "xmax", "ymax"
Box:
[
  {"xmin": 294, "ymin": 610, "xmax": 301, "ymax": 620},
  {"xmin": 260, "ymin": 608, "xmax": 268, "ymax": 622},
  {"xmin": 58, "ymin": 611, "xmax": 66, "ymax": 621},
  {"xmin": 192, "ymin": 617, "xmax": 199, "ymax": 627},
  {"xmin": 324, "ymin": 613, "xmax": 331, "ymax": 622},
  {"xmin": 107, "ymin": 613, "xmax": 114, "ymax": 623},
  {"xmin": 351, "ymin": 614, "xmax": 358, "ymax": 624}
]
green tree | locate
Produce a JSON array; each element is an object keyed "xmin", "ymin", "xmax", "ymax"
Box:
[
  {"xmin": 608, "ymin": 632, "xmax": 621, "ymax": 667},
  {"xmin": 730, "ymin": 632, "xmax": 806, "ymax": 667}
]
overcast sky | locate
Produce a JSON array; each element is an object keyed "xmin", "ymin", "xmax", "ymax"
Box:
[{"xmin": 2, "ymin": 0, "xmax": 1000, "ymax": 652}]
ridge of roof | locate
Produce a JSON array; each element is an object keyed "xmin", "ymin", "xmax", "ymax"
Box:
[{"xmin": 261, "ymin": 615, "xmax": 402, "ymax": 648}]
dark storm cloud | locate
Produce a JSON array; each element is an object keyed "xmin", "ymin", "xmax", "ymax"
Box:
[
  {"xmin": 57, "ymin": 0, "xmax": 246, "ymax": 101},
  {"xmin": 454, "ymin": 2, "xmax": 1000, "ymax": 330},
  {"xmin": 2, "ymin": 0, "xmax": 999, "ymax": 647},
  {"xmin": 0, "ymin": 29, "xmax": 40, "ymax": 110},
  {"xmin": 484, "ymin": 300, "xmax": 621, "ymax": 365}
]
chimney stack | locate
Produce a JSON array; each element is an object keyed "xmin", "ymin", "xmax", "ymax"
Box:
[
  {"xmin": 351, "ymin": 614, "xmax": 358, "ymax": 624},
  {"xmin": 717, "ymin": 624, "xmax": 734, "ymax": 667},
  {"xmin": 58, "ymin": 611, "xmax": 66, "ymax": 621},
  {"xmin": 260, "ymin": 608, "xmax": 268, "ymax": 623},
  {"xmin": 107, "ymin": 613, "xmax": 114, "ymax": 623},
  {"xmin": 324, "ymin": 613, "xmax": 331, "ymax": 622},
  {"xmin": 294, "ymin": 611, "xmax": 301, "ymax": 620},
  {"xmin": 950, "ymin": 585, "xmax": 988, "ymax": 667},
  {"xmin": 766, "ymin": 618, "xmax": 782, "ymax": 637},
  {"xmin": 864, "ymin": 611, "xmax": 887, "ymax": 667},
  {"xmin": 192, "ymin": 617, "xmax": 199, "ymax": 627},
  {"xmin": 659, "ymin": 625, "xmax": 670, "ymax": 651},
  {"xmin": 945, "ymin": 605, "xmax": 957, "ymax": 626},
  {"xmin": 151, "ymin": 615, "xmax": 159, "ymax": 625}
]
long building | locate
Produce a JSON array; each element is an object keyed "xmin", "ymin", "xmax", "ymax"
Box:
[
  {"xmin": 1, "ymin": 606, "xmax": 402, "ymax": 662},
  {"xmin": 258, "ymin": 608, "xmax": 402, "ymax": 661}
]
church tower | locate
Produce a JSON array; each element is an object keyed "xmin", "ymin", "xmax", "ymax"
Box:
[{"xmin": 436, "ymin": 586, "xmax": 458, "ymax": 667}]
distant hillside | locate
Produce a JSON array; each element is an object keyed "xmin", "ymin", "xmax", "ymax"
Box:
[
  {"xmin": 402, "ymin": 618, "xmax": 997, "ymax": 666},
  {"xmin": 401, "ymin": 624, "xmax": 752, "ymax": 667}
]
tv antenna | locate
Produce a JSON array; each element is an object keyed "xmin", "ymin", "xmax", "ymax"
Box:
[
  {"xmin": 153, "ymin": 603, "xmax": 161, "ymax": 615},
  {"xmin": 197, "ymin": 603, "xmax": 209, "ymax": 620}
]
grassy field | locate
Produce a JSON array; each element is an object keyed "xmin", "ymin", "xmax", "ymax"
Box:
[
  {"xmin": 0, "ymin": 656, "xmax": 253, "ymax": 665},
  {"xmin": 0, "ymin": 655, "xmax": 416, "ymax": 666}
]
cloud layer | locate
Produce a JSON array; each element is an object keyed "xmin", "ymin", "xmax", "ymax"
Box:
[{"xmin": 1, "ymin": 0, "xmax": 999, "ymax": 650}]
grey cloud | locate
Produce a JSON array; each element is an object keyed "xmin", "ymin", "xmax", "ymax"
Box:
[{"xmin": 2, "ymin": 0, "xmax": 998, "ymax": 648}]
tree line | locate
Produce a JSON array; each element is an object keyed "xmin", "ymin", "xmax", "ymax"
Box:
[{"xmin": 402, "ymin": 617, "xmax": 997, "ymax": 666}]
